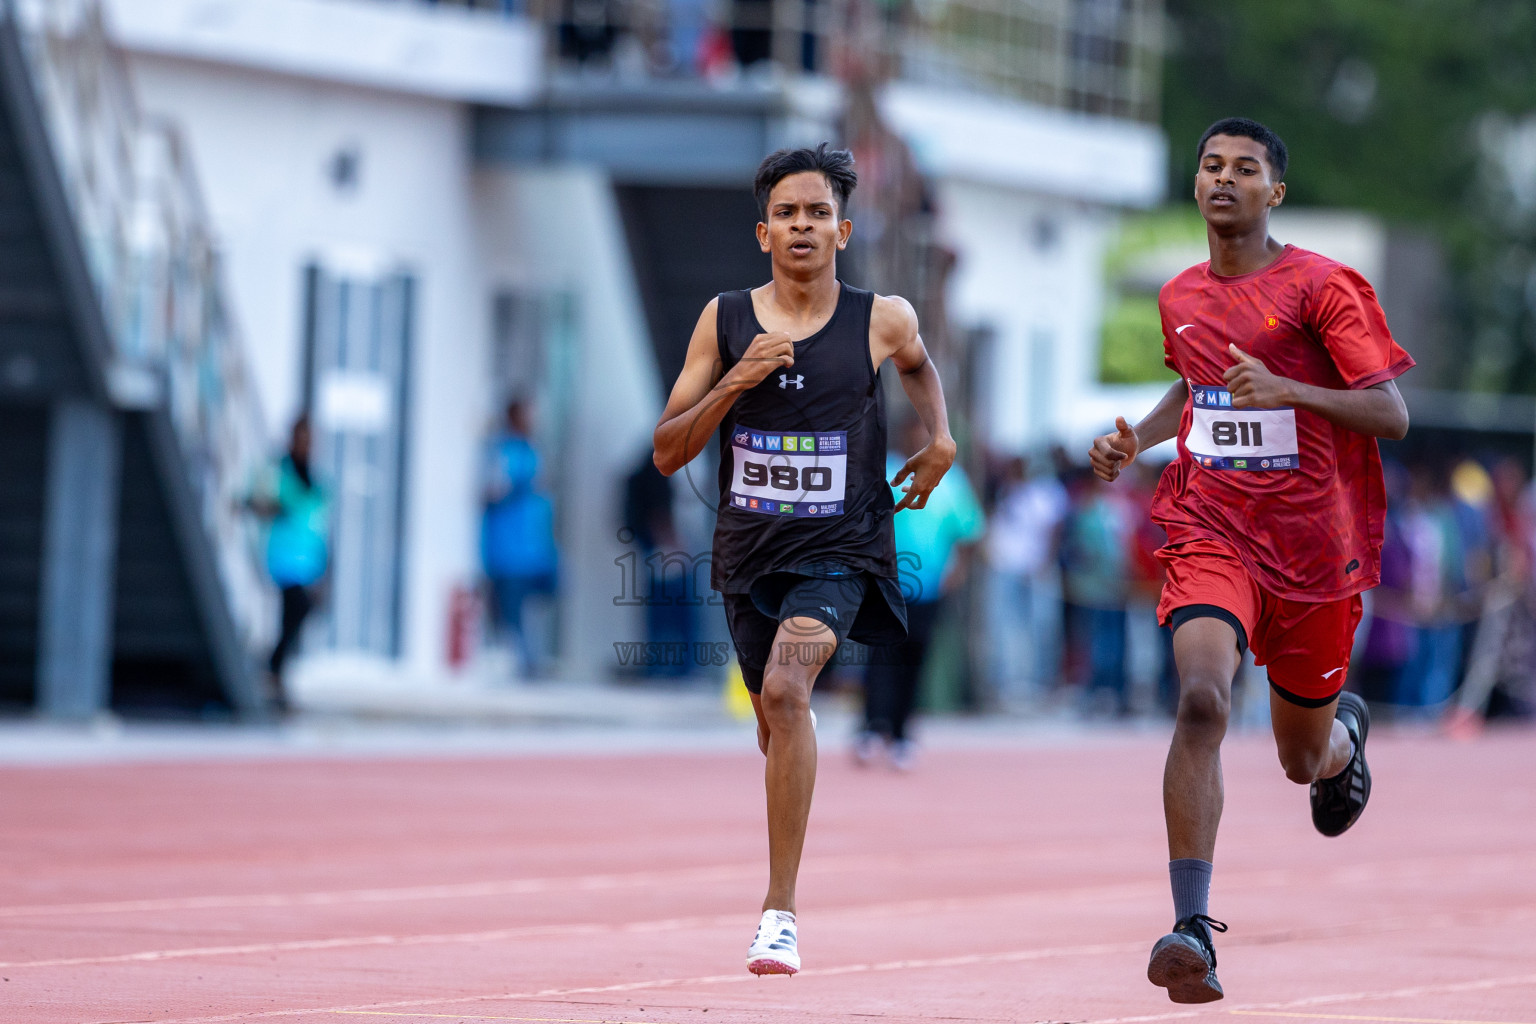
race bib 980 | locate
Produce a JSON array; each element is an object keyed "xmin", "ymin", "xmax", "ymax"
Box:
[
  {"xmin": 727, "ymin": 426, "xmax": 847, "ymax": 517},
  {"xmin": 1186, "ymin": 385, "xmax": 1300, "ymax": 471}
]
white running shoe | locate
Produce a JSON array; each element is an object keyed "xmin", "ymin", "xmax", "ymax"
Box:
[{"xmin": 746, "ymin": 909, "xmax": 800, "ymax": 975}]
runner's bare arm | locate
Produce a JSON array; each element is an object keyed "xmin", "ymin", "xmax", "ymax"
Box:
[
  {"xmin": 875, "ymin": 295, "xmax": 955, "ymax": 511},
  {"xmin": 1224, "ymin": 344, "xmax": 1409, "ymax": 440},
  {"xmin": 653, "ymin": 300, "xmax": 795, "ymax": 476},
  {"xmin": 1089, "ymin": 378, "xmax": 1189, "ymax": 482}
]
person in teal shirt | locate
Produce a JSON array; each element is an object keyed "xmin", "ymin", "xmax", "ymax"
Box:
[
  {"xmin": 480, "ymin": 401, "xmax": 559, "ymax": 676},
  {"xmin": 249, "ymin": 415, "xmax": 329, "ymax": 712},
  {"xmin": 857, "ymin": 418, "xmax": 986, "ymax": 769}
]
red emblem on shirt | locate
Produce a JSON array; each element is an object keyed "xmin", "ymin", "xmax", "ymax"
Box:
[{"xmin": 1264, "ymin": 313, "xmax": 1279, "ymax": 330}]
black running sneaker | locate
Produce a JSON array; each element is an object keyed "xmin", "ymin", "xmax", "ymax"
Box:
[
  {"xmin": 1311, "ymin": 690, "xmax": 1371, "ymax": 837},
  {"xmin": 1147, "ymin": 914, "xmax": 1227, "ymax": 1003}
]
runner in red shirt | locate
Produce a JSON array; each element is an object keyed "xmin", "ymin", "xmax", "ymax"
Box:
[{"xmin": 1089, "ymin": 118, "xmax": 1413, "ymax": 1004}]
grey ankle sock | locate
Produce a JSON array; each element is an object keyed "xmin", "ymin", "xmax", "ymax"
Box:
[{"xmin": 1169, "ymin": 858, "xmax": 1213, "ymax": 923}]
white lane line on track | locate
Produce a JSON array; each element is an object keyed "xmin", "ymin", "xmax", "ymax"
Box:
[
  {"xmin": 1241, "ymin": 972, "xmax": 1536, "ymax": 1013},
  {"xmin": 20, "ymin": 862, "xmax": 1536, "ymax": 972},
  {"xmin": 16, "ymin": 895, "xmax": 1536, "ymax": 973},
  {"xmin": 1, "ymin": 880, "xmax": 1165, "ymax": 970},
  {"xmin": 90, "ymin": 942, "xmax": 1151, "ymax": 1024},
  {"xmin": 0, "ymin": 843, "xmax": 1068, "ymax": 920},
  {"xmin": 0, "ymin": 915, "xmax": 742, "ymax": 970},
  {"xmin": 10, "ymin": 867, "xmax": 1193, "ymax": 971},
  {"xmin": 11, "ymin": 845, "xmax": 1532, "ymax": 922},
  {"xmin": 0, "ymin": 866, "xmax": 755, "ymax": 920},
  {"xmin": 85, "ymin": 947, "xmax": 1536, "ymax": 1024},
  {"xmin": 1080, "ymin": 973, "xmax": 1536, "ymax": 1024},
  {"xmin": 1233, "ymin": 1011, "xmax": 1536, "ymax": 1024},
  {"xmin": 330, "ymin": 1014, "xmax": 687, "ymax": 1024}
]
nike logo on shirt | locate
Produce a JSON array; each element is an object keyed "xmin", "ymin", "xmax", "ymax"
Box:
[
  {"xmin": 1322, "ymin": 667, "xmax": 1346, "ymax": 680},
  {"xmin": 1175, "ymin": 324, "xmax": 1196, "ymax": 334}
]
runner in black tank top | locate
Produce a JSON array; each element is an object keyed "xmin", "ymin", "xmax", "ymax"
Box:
[
  {"xmin": 712, "ymin": 283, "xmax": 908, "ymax": 644},
  {"xmin": 652, "ymin": 144, "xmax": 957, "ymax": 977}
]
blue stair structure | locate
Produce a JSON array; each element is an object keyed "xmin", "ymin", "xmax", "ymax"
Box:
[{"xmin": 0, "ymin": 0, "xmax": 269, "ymax": 718}]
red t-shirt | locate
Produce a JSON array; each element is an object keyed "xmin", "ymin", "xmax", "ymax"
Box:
[{"xmin": 1151, "ymin": 245, "xmax": 1415, "ymax": 602}]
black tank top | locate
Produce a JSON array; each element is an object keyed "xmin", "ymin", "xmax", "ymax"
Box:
[{"xmin": 710, "ymin": 283, "xmax": 898, "ymax": 593}]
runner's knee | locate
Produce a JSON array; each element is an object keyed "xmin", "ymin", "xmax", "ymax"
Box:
[
  {"xmin": 759, "ymin": 670, "xmax": 811, "ymax": 725},
  {"xmin": 1175, "ymin": 679, "xmax": 1230, "ymax": 739}
]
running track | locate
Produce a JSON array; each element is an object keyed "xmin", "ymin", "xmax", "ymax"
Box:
[{"xmin": 2, "ymin": 726, "xmax": 1533, "ymax": 1023}]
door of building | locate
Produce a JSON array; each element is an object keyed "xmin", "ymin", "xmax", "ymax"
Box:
[{"xmin": 302, "ymin": 262, "xmax": 414, "ymax": 658}]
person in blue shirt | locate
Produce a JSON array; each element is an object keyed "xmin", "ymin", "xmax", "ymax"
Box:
[
  {"xmin": 248, "ymin": 415, "xmax": 329, "ymax": 713},
  {"xmin": 1061, "ymin": 469, "xmax": 1135, "ymax": 715},
  {"xmin": 481, "ymin": 401, "xmax": 559, "ymax": 676},
  {"xmin": 857, "ymin": 417, "xmax": 986, "ymax": 769}
]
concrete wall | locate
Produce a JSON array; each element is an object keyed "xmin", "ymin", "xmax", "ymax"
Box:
[
  {"xmin": 938, "ymin": 180, "xmax": 1113, "ymax": 450},
  {"xmin": 105, "ymin": 0, "xmax": 540, "ymax": 105},
  {"xmin": 126, "ymin": 53, "xmax": 488, "ymax": 684},
  {"xmin": 472, "ymin": 167, "xmax": 662, "ymax": 681},
  {"xmin": 879, "ymin": 84, "xmax": 1172, "ymax": 455}
]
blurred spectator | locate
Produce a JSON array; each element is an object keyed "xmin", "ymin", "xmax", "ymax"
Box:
[
  {"xmin": 248, "ymin": 415, "xmax": 329, "ymax": 714},
  {"xmin": 556, "ymin": 0, "xmax": 619, "ymax": 65},
  {"xmin": 1356, "ymin": 459, "xmax": 1415, "ymax": 706},
  {"xmin": 723, "ymin": 0, "xmax": 819, "ymax": 73},
  {"xmin": 1393, "ymin": 460, "xmax": 1486, "ymax": 713},
  {"xmin": 1061, "ymin": 467, "xmax": 1134, "ymax": 715},
  {"xmin": 1126, "ymin": 460, "xmax": 1178, "ymax": 716},
  {"xmin": 1489, "ymin": 457, "xmax": 1536, "ymax": 582},
  {"xmin": 622, "ymin": 450, "xmax": 697, "ymax": 678},
  {"xmin": 697, "ymin": 20, "xmax": 736, "ymax": 78},
  {"xmin": 481, "ymin": 401, "xmax": 559, "ymax": 677},
  {"xmin": 857, "ymin": 418, "xmax": 985, "ymax": 768},
  {"xmin": 984, "ymin": 452, "xmax": 1067, "ymax": 709},
  {"xmin": 1450, "ymin": 458, "xmax": 1497, "ymax": 675},
  {"xmin": 1451, "ymin": 457, "xmax": 1536, "ymax": 724},
  {"xmin": 730, "ymin": 0, "xmax": 772, "ymax": 67},
  {"xmin": 664, "ymin": 0, "xmax": 711, "ymax": 73}
]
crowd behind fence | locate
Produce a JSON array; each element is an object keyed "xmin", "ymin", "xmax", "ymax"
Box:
[
  {"xmin": 970, "ymin": 445, "xmax": 1536, "ymax": 725},
  {"xmin": 415, "ymin": 0, "xmax": 1162, "ymax": 123}
]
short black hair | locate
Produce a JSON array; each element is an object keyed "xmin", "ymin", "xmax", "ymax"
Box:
[
  {"xmin": 1196, "ymin": 117, "xmax": 1288, "ymax": 180},
  {"xmin": 753, "ymin": 143, "xmax": 857, "ymax": 220}
]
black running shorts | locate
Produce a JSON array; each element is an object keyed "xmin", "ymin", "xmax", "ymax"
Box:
[{"xmin": 723, "ymin": 563, "xmax": 905, "ymax": 694}]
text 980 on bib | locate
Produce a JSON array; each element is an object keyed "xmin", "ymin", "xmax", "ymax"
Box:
[{"xmin": 728, "ymin": 427, "xmax": 848, "ymax": 517}]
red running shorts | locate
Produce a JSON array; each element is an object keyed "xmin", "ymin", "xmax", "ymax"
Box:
[{"xmin": 1156, "ymin": 538, "xmax": 1363, "ymax": 707}]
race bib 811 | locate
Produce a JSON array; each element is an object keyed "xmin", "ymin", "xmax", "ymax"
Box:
[
  {"xmin": 727, "ymin": 426, "xmax": 847, "ymax": 517},
  {"xmin": 1186, "ymin": 385, "xmax": 1300, "ymax": 471}
]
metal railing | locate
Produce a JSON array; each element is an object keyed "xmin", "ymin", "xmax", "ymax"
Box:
[
  {"xmin": 366, "ymin": 0, "xmax": 1163, "ymax": 121},
  {"xmin": 10, "ymin": 0, "xmax": 273, "ymax": 652},
  {"xmin": 526, "ymin": 0, "xmax": 1163, "ymax": 122},
  {"xmin": 895, "ymin": 0, "xmax": 1162, "ymax": 121}
]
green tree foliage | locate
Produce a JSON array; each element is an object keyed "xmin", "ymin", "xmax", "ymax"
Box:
[
  {"xmin": 1100, "ymin": 295, "xmax": 1169, "ymax": 384},
  {"xmin": 1098, "ymin": 209, "xmax": 1206, "ymax": 384},
  {"xmin": 1163, "ymin": 0, "xmax": 1536, "ymax": 391}
]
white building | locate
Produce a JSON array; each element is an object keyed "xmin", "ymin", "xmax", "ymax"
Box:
[{"xmin": 100, "ymin": 0, "xmax": 1168, "ymax": 693}]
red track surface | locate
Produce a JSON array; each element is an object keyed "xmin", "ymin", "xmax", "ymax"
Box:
[{"xmin": 2, "ymin": 727, "xmax": 1534, "ymax": 1024}]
